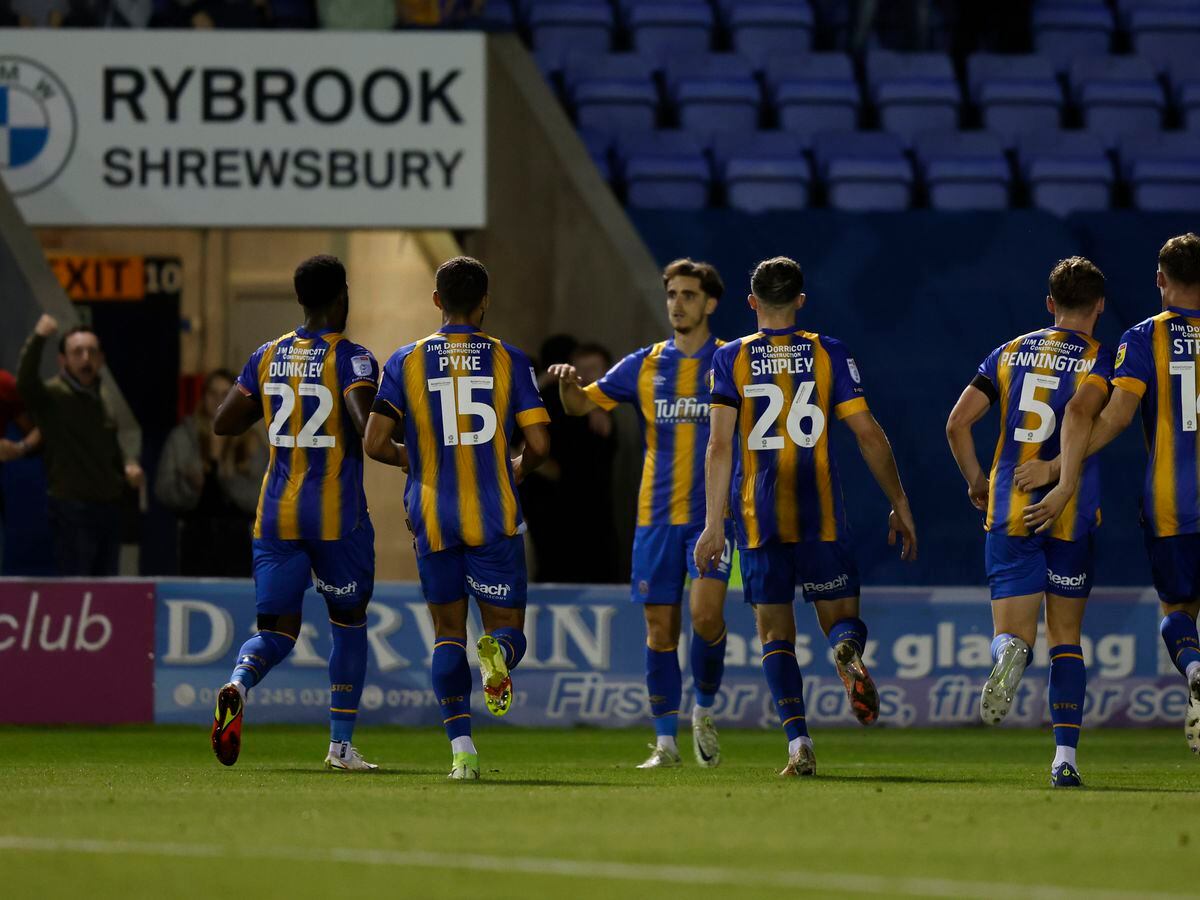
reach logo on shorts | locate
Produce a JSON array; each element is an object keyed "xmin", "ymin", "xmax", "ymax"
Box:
[
  {"xmin": 803, "ymin": 573, "xmax": 849, "ymax": 593},
  {"xmin": 1047, "ymin": 570, "xmax": 1088, "ymax": 589},
  {"xmin": 314, "ymin": 577, "xmax": 358, "ymax": 597},
  {"xmin": 467, "ymin": 575, "xmax": 511, "ymax": 598}
]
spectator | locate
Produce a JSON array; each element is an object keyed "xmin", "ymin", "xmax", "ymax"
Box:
[
  {"xmin": 0, "ymin": 368, "xmax": 43, "ymax": 573},
  {"xmin": 397, "ymin": 0, "xmax": 483, "ymax": 25},
  {"xmin": 317, "ymin": 0, "xmax": 396, "ymax": 29},
  {"xmin": 17, "ymin": 314, "xmax": 144, "ymax": 577},
  {"xmin": 156, "ymin": 369, "xmax": 266, "ymax": 576},
  {"xmin": 153, "ymin": 0, "xmax": 267, "ymax": 28}
]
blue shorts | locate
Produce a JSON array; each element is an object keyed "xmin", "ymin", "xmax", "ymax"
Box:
[
  {"xmin": 252, "ymin": 521, "xmax": 375, "ymax": 616},
  {"xmin": 740, "ymin": 539, "xmax": 860, "ymax": 605},
  {"xmin": 1144, "ymin": 531, "xmax": 1200, "ymax": 604},
  {"xmin": 631, "ymin": 522, "xmax": 735, "ymax": 605},
  {"xmin": 418, "ymin": 535, "xmax": 527, "ymax": 608},
  {"xmin": 984, "ymin": 531, "xmax": 1093, "ymax": 601}
]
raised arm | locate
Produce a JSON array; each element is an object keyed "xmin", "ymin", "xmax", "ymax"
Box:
[
  {"xmin": 842, "ymin": 410, "xmax": 918, "ymax": 561},
  {"xmin": 16, "ymin": 315, "xmax": 56, "ymax": 413},
  {"xmin": 546, "ymin": 364, "xmax": 599, "ymax": 417},
  {"xmin": 945, "ymin": 383, "xmax": 993, "ymax": 512},
  {"xmin": 693, "ymin": 404, "xmax": 737, "ymax": 575}
]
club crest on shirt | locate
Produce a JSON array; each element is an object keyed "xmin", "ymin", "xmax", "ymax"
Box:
[
  {"xmin": 847, "ymin": 358, "xmax": 861, "ymax": 384},
  {"xmin": 1115, "ymin": 343, "xmax": 1127, "ymax": 370},
  {"xmin": 351, "ymin": 354, "xmax": 373, "ymax": 377}
]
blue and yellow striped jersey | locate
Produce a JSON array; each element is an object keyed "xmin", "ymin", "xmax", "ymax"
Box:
[
  {"xmin": 375, "ymin": 324, "xmax": 550, "ymax": 557},
  {"xmin": 976, "ymin": 327, "xmax": 1112, "ymax": 541},
  {"xmin": 710, "ymin": 328, "xmax": 868, "ymax": 548},
  {"xmin": 583, "ymin": 336, "xmax": 723, "ymax": 527},
  {"xmin": 1112, "ymin": 306, "xmax": 1200, "ymax": 537},
  {"xmin": 237, "ymin": 326, "xmax": 379, "ymax": 542}
]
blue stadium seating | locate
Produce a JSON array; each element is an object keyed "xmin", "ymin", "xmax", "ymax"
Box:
[
  {"xmin": 1120, "ymin": 131, "xmax": 1200, "ymax": 210},
  {"xmin": 728, "ymin": 2, "xmax": 815, "ymax": 58},
  {"xmin": 967, "ymin": 54, "xmax": 1063, "ymax": 148},
  {"xmin": 664, "ymin": 54, "xmax": 760, "ymax": 133},
  {"xmin": 627, "ymin": 2, "xmax": 715, "ymax": 56},
  {"xmin": 711, "ymin": 131, "xmax": 811, "ymax": 212},
  {"xmin": 1127, "ymin": 3, "xmax": 1200, "ymax": 68},
  {"xmin": 529, "ymin": 3, "xmax": 614, "ymax": 55},
  {"xmin": 1070, "ymin": 55, "xmax": 1165, "ymax": 148},
  {"xmin": 913, "ymin": 130, "xmax": 1011, "ymax": 210},
  {"xmin": 1017, "ymin": 131, "xmax": 1114, "ymax": 216},
  {"xmin": 478, "ymin": 0, "xmax": 518, "ymax": 30},
  {"xmin": 577, "ymin": 128, "xmax": 615, "ymax": 182},
  {"xmin": 812, "ymin": 131, "xmax": 914, "ymax": 210},
  {"xmin": 566, "ymin": 55, "xmax": 660, "ymax": 132},
  {"xmin": 619, "ymin": 131, "xmax": 712, "ymax": 209},
  {"xmin": 765, "ymin": 53, "xmax": 860, "ymax": 139},
  {"xmin": 1032, "ymin": 1, "xmax": 1115, "ymax": 71},
  {"xmin": 1167, "ymin": 57, "xmax": 1200, "ymax": 131},
  {"xmin": 867, "ymin": 51, "xmax": 961, "ymax": 144}
]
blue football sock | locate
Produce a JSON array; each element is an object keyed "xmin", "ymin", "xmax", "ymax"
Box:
[
  {"xmin": 646, "ymin": 645, "xmax": 682, "ymax": 738},
  {"xmin": 491, "ymin": 627, "xmax": 527, "ymax": 670},
  {"xmin": 1160, "ymin": 612, "xmax": 1200, "ymax": 676},
  {"xmin": 230, "ymin": 630, "xmax": 295, "ymax": 690},
  {"xmin": 329, "ymin": 619, "xmax": 368, "ymax": 744},
  {"xmin": 761, "ymin": 639, "xmax": 809, "ymax": 740},
  {"xmin": 990, "ymin": 632, "xmax": 1015, "ymax": 663},
  {"xmin": 827, "ymin": 616, "xmax": 868, "ymax": 654},
  {"xmin": 1048, "ymin": 644, "xmax": 1086, "ymax": 749},
  {"xmin": 432, "ymin": 637, "xmax": 472, "ymax": 740},
  {"xmin": 690, "ymin": 625, "xmax": 727, "ymax": 709}
]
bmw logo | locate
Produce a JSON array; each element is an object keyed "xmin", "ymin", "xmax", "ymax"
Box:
[{"xmin": 0, "ymin": 56, "xmax": 76, "ymax": 197}]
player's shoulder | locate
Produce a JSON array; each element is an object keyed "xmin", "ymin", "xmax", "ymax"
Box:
[
  {"xmin": 383, "ymin": 338, "xmax": 426, "ymax": 370},
  {"xmin": 1120, "ymin": 315, "xmax": 1161, "ymax": 344},
  {"xmin": 493, "ymin": 335, "xmax": 535, "ymax": 364},
  {"xmin": 713, "ymin": 333, "xmax": 754, "ymax": 360},
  {"xmin": 252, "ymin": 330, "xmax": 296, "ymax": 358}
]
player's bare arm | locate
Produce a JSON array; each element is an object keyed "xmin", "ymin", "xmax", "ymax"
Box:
[
  {"xmin": 547, "ymin": 363, "xmax": 599, "ymax": 416},
  {"xmin": 945, "ymin": 384, "xmax": 993, "ymax": 512},
  {"xmin": 694, "ymin": 405, "xmax": 736, "ymax": 575},
  {"xmin": 363, "ymin": 410, "xmax": 408, "ymax": 469},
  {"xmin": 344, "ymin": 384, "xmax": 377, "ymax": 438},
  {"xmin": 212, "ymin": 383, "xmax": 263, "ymax": 436},
  {"xmin": 1023, "ymin": 381, "xmax": 1128, "ymax": 533},
  {"xmin": 842, "ymin": 410, "xmax": 918, "ymax": 561},
  {"xmin": 1016, "ymin": 385, "xmax": 1138, "ymax": 491},
  {"xmin": 512, "ymin": 422, "xmax": 550, "ymax": 484}
]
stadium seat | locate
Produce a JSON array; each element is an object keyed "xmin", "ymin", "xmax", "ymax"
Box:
[
  {"xmin": 1032, "ymin": 2, "xmax": 1115, "ymax": 71},
  {"xmin": 812, "ymin": 131, "xmax": 914, "ymax": 210},
  {"xmin": 566, "ymin": 55, "xmax": 660, "ymax": 133},
  {"xmin": 765, "ymin": 53, "xmax": 860, "ymax": 138},
  {"xmin": 477, "ymin": 0, "xmax": 518, "ymax": 30},
  {"xmin": 627, "ymin": 2, "xmax": 715, "ymax": 56},
  {"xmin": 1070, "ymin": 56, "xmax": 1166, "ymax": 148},
  {"xmin": 1167, "ymin": 57, "xmax": 1200, "ymax": 131},
  {"xmin": 711, "ymin": 132, "xmax": 811, "ymax": 212},
  {"xmin": 663, "ymin": 55, "xmax": 761, "ymax": 133},
  {"xmin": 577, "ymin": 128, "xmax": 615, "ymax": 184},
  {"xmin": 618, "ymin": 131, "xmax": 712, "ymax": 209},
  {"xmin": 1128, "ymin": 4, "xmax": 1200, "ymax": 70},
  {"xmin": 728, "ymin": 2, "xmax": 815, "ymax": 58},
  {"xmin": 529, "ymin": 3, "xmax": 614, "ymax": 56},
  {"xmin": 866, "ymin": 51, "xmax": 960, "ymax": 144},
  {"xmin": 1119, "ymin": 131, "xmax": 1200, "ymax": 210},
  {"xmin": 1017, "ymin": 130, "xmax": 1114, "ymax": 216},
  {"xmin": 966, "ymin": 54, "xmax": 1064, "ymax": 148},
  {"xmin": 913, "ymin": 131, "xmax": 1011, "ymax": 211}
]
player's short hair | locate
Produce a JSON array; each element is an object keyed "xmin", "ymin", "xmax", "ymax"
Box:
[
  {"xmin": 751, "ymin": 256, "xmax": 804, "ymax": 307},
  {"xmin": 1159, "ymin": 233, "xmax": 1200, "ymax": 287},
  {"xmin": 572, "ymin": 341, "xmax": 613, "ymax": 368},
  {"xmin": 436, "ymin": 256, "xmax": 490, "ymax": 315},
  {"xmin": 58, "ymin": 325, "xmax": 100, "ymax": 354},
  {"xmin": 662, "ymin": 258, "xmax": 724, "ymax": 300},
  {"xmin": 1048, "ymin": 257, "xmax": 1106, "ymax": 310},
  {"xmin": 293, "ymin": 255, "xmax": 347, "ymax": 310}
]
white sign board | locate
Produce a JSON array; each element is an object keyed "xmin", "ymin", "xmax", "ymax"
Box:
[{"xmin": 0, "ymin": 30, "xmax": 486, "ymax": 228}]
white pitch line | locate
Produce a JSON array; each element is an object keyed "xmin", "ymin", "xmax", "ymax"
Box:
[{"xmin": 0, "ymin": 836, "xmax": 1181, "ymax": 900}]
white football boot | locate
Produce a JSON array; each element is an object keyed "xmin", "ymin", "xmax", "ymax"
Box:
[
  {"xmin": 980, "ymin": 635, "xmax": 1031, "ymax": 725},
  {"xmin": 324, "ymin": 741, "xmax": 379, "ymax": 771}
]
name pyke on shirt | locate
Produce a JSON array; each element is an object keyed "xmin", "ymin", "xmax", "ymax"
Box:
[
  {"xmin": 1000, "ymin": 337, "xmax": 1097, "ymax": 374},
  {"xmin": 427, "ymin": 340, "xmax": 490, "ymax": 372},
  {"xmin": 748, "ymin": 342, "xmax": 816, "ymax": 377},
  {"xmin": 268, "ymin": 344, "xmax": 329, "ymax": 379}
]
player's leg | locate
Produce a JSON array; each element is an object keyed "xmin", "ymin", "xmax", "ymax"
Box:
[
  {"xmin": 419, "ymin": 546, "xmax": 478, "ymax": 779},
  {"xmin": 744, "ymin": 542, "xmax": 814, "ymax": 776},
  {"xmin": 632, "ymin": 525, "xmax": 686, "ymax": 768},
  {"xmin": 211, "ymin": 538, "xmax": 307, "ymax": 766},
  {"xmin": 470, "ymin": 535, "xmax": 529, "ymax": 717},
  {"xmin": 685, "ymin": 520, "xmax": 733, "ymax": 767},
  {"xmin": 980, "ymin": 532, "xmax": 1043, "ymax": 725},
  {"xmin": 313, "ymin": 523, "xmax": 377, "ymax": 771},
  {"xmin": 1146, "ymin": 532, "xmax": 1200, "ymax": 753},
  {"xmin": 1042, "ymin": 536, "xmax": 1093, "ymax": 787}
]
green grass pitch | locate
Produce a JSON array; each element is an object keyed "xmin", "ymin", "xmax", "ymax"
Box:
[{"xmin": 2, "ymin": 725, "xmax": 1198, "ymax": 899}]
